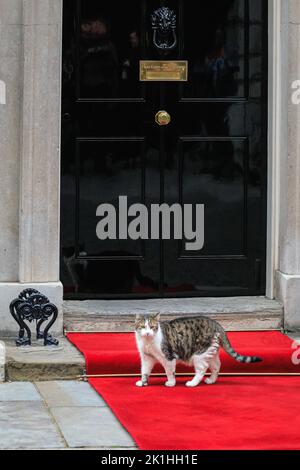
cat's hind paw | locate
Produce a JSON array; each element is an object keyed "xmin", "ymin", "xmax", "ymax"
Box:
[
  {"xmin": 165, "ymin": 380, "xmax": 176, "ymax": 387},
  {"xmin": 185, "ymin": 380, "xmax": 199, "ymax": 387},
  {"xmin": 204, "ymin": 377, "xmax": 217, "ymax": 385},
  {"xmin": 136, "ymin": 380, "xmax": 148, "ymax": 387}
]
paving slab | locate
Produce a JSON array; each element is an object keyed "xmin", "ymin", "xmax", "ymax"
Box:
[
  {"xmin": 50, "ymin": 406, "xmax": 135, "ymax": 448},
  {"xmin": 36, "ymin": 380, "xmax": 107, "ymax": 407},
  {"xmin": 0, "ymin": 382, "xmax": 41, "ymax": 401},
  {"xmin": 0, "ymin": 402, "xmax": 65, "ymax": 449}
]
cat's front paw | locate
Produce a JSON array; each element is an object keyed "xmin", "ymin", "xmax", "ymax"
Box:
[
  {"xmin": 185, "ymin": 380, "xmax": 198, "ymax": 387},
  {"xmin": 136, "ymin": 380, "xmax": 148, "ymax": 387},
  {"xmin": 165, "ymin": 380, "xmax": 176, "ymax": 387}
]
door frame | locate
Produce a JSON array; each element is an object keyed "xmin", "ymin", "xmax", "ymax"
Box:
[
  {"xmin": 20, "ymin": 0, "xmax": 281, "ymax": 300},
  {"xmin": 266, "ymin": 0, "xmax": 282, "ymax": 298}
]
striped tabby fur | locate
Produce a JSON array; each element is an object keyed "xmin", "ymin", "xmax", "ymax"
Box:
[{"xmin": 135, "ymin": 314, "xmax": 262, "ymax": 387}]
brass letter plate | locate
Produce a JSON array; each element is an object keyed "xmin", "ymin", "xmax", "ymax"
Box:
[{"xmin": 140, "ymin": 60, "xmax": 188, "ymax": 82}]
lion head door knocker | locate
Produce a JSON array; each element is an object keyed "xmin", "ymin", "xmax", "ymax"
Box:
[{"xmin": 151, "ymin": 7, "xmax": 177, "ymax": 55}]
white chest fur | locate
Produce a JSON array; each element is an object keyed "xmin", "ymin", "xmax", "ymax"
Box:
[{"xmin": 135, "ymin": 327, "xmax": 165, "ymax": 362}]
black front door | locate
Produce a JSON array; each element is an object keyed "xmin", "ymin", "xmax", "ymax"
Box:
[{"xmin": 61, "ymin": 0, "xmax": 268, "ymax": 299}]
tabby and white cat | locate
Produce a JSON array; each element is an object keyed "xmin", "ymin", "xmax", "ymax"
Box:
[{"xmin": 135, "ymin": 314, "xmax": 262, "ymax": 387}]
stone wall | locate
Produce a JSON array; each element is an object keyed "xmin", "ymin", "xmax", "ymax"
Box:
[
  {"xmin": 0, "ymin": 0, "xmax": 22, "ymax": 282},
  {"xmin": 0, "ymin": 0, "xmax": 63, "ymax": 336},
  {"xmin": 276, "ymin": 0, "xmax": 300, "ymax": 329}
]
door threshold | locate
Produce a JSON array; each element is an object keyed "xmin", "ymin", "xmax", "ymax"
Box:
[{"xmin": 63, "ymin": 297, "xmax": 283, "ymax": 333}]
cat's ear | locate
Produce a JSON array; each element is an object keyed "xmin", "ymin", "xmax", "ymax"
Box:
[
  {"xmin": 153, "ymin": 312, "xmax": 161, "ymax": 321},
  {"xmin": 135, "ymin": 314, "xmax": 141, "ymax": 322}
]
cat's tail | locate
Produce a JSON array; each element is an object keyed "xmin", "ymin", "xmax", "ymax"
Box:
[{"xmin": 219, "ymin": 330, "xmax": 262, "ymax": 363}]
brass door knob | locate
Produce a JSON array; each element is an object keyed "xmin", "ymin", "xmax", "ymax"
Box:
[{"xmin": 155, "ymin": 110, "xmax": 171, "ymax": 126}]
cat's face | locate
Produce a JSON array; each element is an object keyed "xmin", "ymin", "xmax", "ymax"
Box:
[{"xmin": 135, "ymin": 313, "xmax": 160, "ymax": 338}]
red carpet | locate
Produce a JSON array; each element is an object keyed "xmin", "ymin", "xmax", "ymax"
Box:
[
  {"xmin": 67, "ymin": 331, "xmax": 299, "ymax": 375},
  {"xmin": 90, "ymin": 376, "xmax": 300, "ymax": 450},
  {"xmin": 67, "ymin": 331, "xmax": 300, "ymax": 450}
]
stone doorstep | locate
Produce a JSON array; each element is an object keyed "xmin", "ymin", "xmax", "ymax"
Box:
[
  {"xmin": 3, "ymin": 336, "xmax": 85, "ymax": 383},
  {"xmin": 63, "ymin": 297, "xmax": 284, "ymax": 333}
]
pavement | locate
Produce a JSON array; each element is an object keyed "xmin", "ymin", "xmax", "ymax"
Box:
[{"xmin": 0, "ymin": 380, "xmax": 137, "ymax": 450}]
